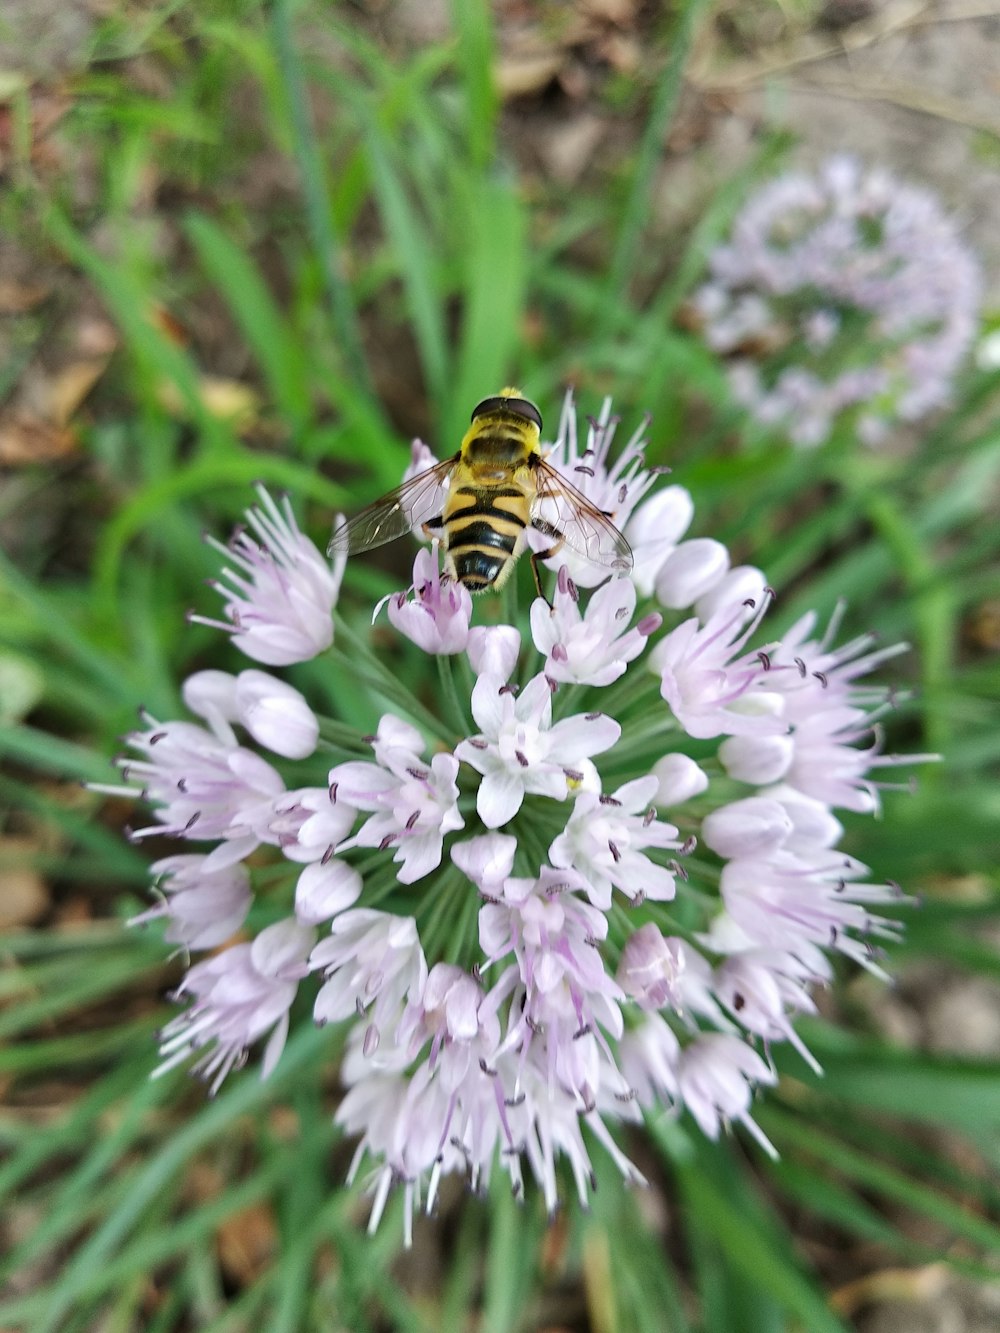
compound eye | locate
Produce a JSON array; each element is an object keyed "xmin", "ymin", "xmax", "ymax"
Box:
[{"xmin": 471, "ymin": 395, "xmax": 543, "ymax": 431}]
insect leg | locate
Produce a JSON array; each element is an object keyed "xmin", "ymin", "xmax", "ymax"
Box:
[{"xmin": 529, "ymin": 518, "xmax": 565, "ymax": 606}]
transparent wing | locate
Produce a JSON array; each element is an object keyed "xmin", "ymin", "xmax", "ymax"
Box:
[
  {"xmin": 327, "ymin": 455, "xmax": 459, "ymax": 556},
  {"xmin": 530, "ymin": 458, "xmax": 633, "ymax": 573}
]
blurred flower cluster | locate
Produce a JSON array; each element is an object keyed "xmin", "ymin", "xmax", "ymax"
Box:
[
  {"xmin": 101, "ymin": 395, "xmax": 925, "ymax": 1243},
  {"xmin": 694, "ymin": 155, "xmax": 981, "ymax": 447}
]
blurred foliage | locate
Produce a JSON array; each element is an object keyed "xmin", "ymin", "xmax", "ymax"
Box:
[{"xmin": 1, "ymin": 0, "xmax": 999, "ymax": 1329}]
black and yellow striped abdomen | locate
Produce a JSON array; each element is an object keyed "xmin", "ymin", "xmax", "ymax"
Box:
[{"xmin": 443, "ymin": 480, "xmax": 531, "ymax": 594}]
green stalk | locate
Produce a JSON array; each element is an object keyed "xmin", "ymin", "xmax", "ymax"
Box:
[
  {"xmin": 270, "ymin": 0, "xmax": 373, "ymax": 397},
  {"xmin": 437, "ymin": 653, "xmax": 471, "ymax": 735},
  {"xmin": 331, "ymin": 615, "xmax": 451, "ymax": 742}
]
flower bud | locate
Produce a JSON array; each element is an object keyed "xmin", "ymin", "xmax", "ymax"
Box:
[
  {"xmin": 719, "ymin": 733, "xmax": 794, "ymax": 785},
  {"xmin": 295, "ymin": 859, "xmax": 363, "ymax": 924},
  {"xmin": 467, "ymin": 625, "xmax": 521, "ymax": 680},
  {"xmin": 655, "ymin": 539, "xmax": 730, "ymax": 610},
  {"xmin": 235, "ymin": 670, "xmax": 319, "ymax": 759},
  {"xmin": 652, "ymin": 753, "xmax": 709, "ymax": 807},
  {"xmin": 702, "ymin": 797, "xmax": 793, "ymax": 860},
  {"xmin": 625, "ymin": 486, "xmax": 694, "ymax": 596}
]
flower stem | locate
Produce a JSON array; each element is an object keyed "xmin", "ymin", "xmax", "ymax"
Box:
[
  {"xmin": 437, "ymin": 654, "xmax": 470, "ymax": 736},
  {"xmin": 331, "ymin": 614, "xmax": 452, "ymax": 743}
]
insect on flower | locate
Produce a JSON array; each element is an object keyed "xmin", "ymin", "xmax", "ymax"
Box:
[{"xmin": 328, "ymin": 388, "xmax": 633, "ymax": 597}]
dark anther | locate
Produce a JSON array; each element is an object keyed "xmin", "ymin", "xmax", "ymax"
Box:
[
  {"xmin": 617, "ymin": 484, "xmax": 628, "ymax": 504},
  {"xmin": 615, "ymin": 605, "xmax": 629, "ymax": 621},
  {"xmin": 615, "ymin": 1088, "xmax": 638, "ymax": 1102},
  {"xmin": 680, "ymin": 835, "xmax": 697, "ymax": 855},
  {"xmin": 471, "ymin": 963, "xmax": 482, "ymax": 983},
  {"xmin": 599, "ymin": 794, "xmax": 622, "ymax": 807},
  {"xmin": 328, "ymin": 782, "xmax": 338, "ymax": 803},
  {"xmin": 176, "ymin": 777, "xmax": 187, "ymax": 792},
  {"xmin": 406, "ymin": 767, "xmax": 429, "ymax": 781},
  {"xmin": 573, "ymin": 1024, "xmax": 592, "ymax": 1040},
  {"xmin": 514, "ymin": 749, "xmax": 530, "ymax": 769},
  {"xmin": 183, "ymin": 812, "xmax": 200, "ymax": 831},
  {"xmin": 585, "ymin": 711, "xmax": 602, "ymax": 721},
  {"xmin": 504, "ymin": 1092, "xmax": 526, "ymax": 1108},
  {"xmin": 763, "ymin": 585, "xmax": 776, "ymax": 602},
  {"xmin": 794, "ymin": 656, "xmax": 807, "ymax": 677},
  {"xmin": 733, "ymin": 992, "xmax": 745, "ymax": 1011},
  {"xmin": 757, "ymin": 650, "xmax": 772, "ymax": 671},
  {"xmin": 499, "ymin": 683, "xmax": 520, "ymax": 696},
  {"xmin": 545, "ymin": 675, "xmax": 559, "ymax": 693},
  {"xmin": 608, "ymin": 840, "xmax": 621, "ymax": 862},
  {"xmin": 743, "ymin": 597, "xmax": 756, "ymax": 609},
  {"xmin": 829, "ymin": 926, "xmax": 839, "ymax": 946},
  {"xmin": 479, "ymin": 1058, "xmax": 497, "ymax": 1077},
  {"xmin": 525, "ymin": 1014, "xmax": 542, "ymax": 1034},
  {"xmin": 835, "ymin": 878, "xmax": 846, "ymax": 893},
  {"xmin": 631, "ymin": 890, "xmax": 646, "ymax": 906},
  {"xmin": 643, "ymin": 808, "xmax": 656, "ymax": 826},
  {"xmin": 813, "ymin": 670, "xmax": 829, "ymax": 688},
  {"xmin": 148, "ymin": 731, "xmax": 167, "ymax": 746},
  {"xmin": 575, "ymin": 465, "xmax": 595, "ymax": 477},
  {"xmin": 564, "ymin": 768, "xmax": 583, "ymax": 782},
  {"xmin": 321, "ymin": 845, "xmax": 335, "ymax": 865},
  {"xmin": 361, "ymin": 734, "xmax": 377, "ymax": 744},
  {"xmin": 468, "ymin": 737, "xmax": 488, "ymax": 749},
  {"xmin": 405, "ymin": 810, "xmax": 420, "ymax": 830},
  {"xmin": 378, "ymin": 833, "xmax": 398, "ymax": 851},
  {"xmin": 668, "ymin": 860, "xmax": 688, "ymax": 881}
]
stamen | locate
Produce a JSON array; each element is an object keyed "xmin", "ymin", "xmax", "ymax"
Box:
[
  {"xmin": 514, "ymin": 750, "xmax": 529, "ymax": 768},
  {"xmin": 608, "ymin": 840, "xmax": 621, "ymax": 862},
  {"xmin": 599, "ymin": 794, "xmax": 622, "ymax": 807}
]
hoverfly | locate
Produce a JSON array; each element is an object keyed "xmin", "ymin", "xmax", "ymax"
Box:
[{"xmin": 328, "ymin": 388, "xmax": 633, "ymax": 597}]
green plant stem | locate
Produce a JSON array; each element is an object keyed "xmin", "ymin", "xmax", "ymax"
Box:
[
  {"xmin": 270, "ymin": 0, "xmax": 373, "ymax": 398},
  {"xmin": 437, "ymin": 653, "xmax": 471, "ymax": 735},
  {"xmin": 599, "ymin": 0, "xmax": 705, "ymax": 331},
  {"xmin": 331, "ymin": 615, "xmax": 451, "ymax": 742}
]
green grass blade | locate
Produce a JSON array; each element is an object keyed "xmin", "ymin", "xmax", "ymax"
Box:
[{"xmin": 184, "ymin": 211, "xmax": 313, "ymax": 429}]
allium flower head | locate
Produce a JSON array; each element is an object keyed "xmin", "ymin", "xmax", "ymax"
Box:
[
  {"xmin": 107, "ymin": 391, "xmax": 928, "ymax": 1246},
  {"xmin": 190, "ymin": 484, "xmax": 347, "ymax": 664},
  {"xmin": 696, "ymin": 155, "xmax": 981, "ymax": 447}
]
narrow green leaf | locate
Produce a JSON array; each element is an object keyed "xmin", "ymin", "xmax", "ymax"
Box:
[
  {"xmin": 184, "ymin": 211, "xmax": 312, "ymax": 428},
  {"xmin": 446, "ymin": 176, "xmax": 526, "ymax": 443},
  {"xmin": 449, "ymin": 0, "xmax": 497, "ymax": 170},
  {"xmin": 676, "ymin": 1153, "xmax": 846, "ymax": 1333}
]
